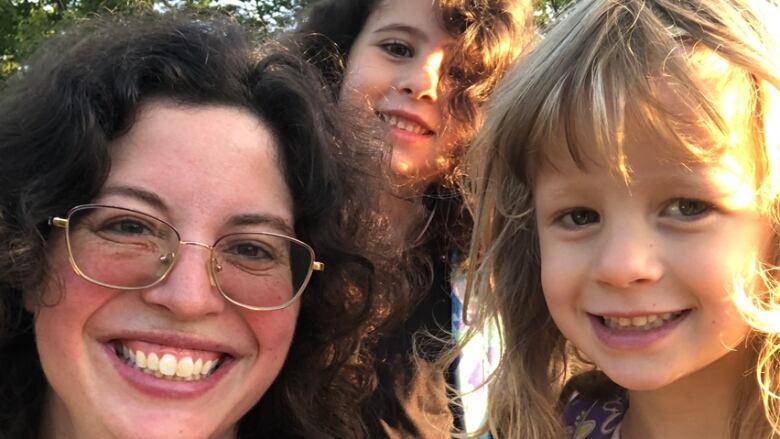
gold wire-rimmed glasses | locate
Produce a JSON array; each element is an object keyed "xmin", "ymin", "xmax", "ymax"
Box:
[{"xmin": 49, "ymin": 204, "xmax": 324, "ymax": 311}]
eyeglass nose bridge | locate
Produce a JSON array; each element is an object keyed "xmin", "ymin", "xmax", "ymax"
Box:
[
  {"xmin": 161, "ymin": 240, "xmax": 220, "ymax": 288},
  {"xmin": 179, "ymin": 240, "xmax": 214, "ymax": 250}
]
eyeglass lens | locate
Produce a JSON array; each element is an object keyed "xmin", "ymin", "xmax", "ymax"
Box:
[{"xmin": 65, "ymin": 206, "xmax": 313, "ymax": 308}]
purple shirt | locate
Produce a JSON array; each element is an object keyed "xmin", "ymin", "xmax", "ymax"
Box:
[{"xmin": 563, "ymin": 389, "xmax": 628, "ymax": 439}]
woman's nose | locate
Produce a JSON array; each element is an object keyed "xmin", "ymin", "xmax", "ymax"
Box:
[{"xmin": 140, "ymin": 242, "xmax": 225, "ymax": 319}]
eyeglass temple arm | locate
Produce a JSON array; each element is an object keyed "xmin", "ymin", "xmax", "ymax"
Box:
[{"xmin": 49, "ymin": 217, "xmax": 68, "ymax": 228}]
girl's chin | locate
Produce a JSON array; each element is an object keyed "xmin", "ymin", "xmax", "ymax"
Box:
[
  {"xmin": 389, "ymin": 161, "xmax": 443, "ymax": 192},
  {"xmin": 594, "ymin": 362, "xmax": 682, "ymax": 392}
]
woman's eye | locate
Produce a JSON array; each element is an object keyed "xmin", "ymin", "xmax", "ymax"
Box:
[
  {"xmin": 559, "ymin": 208, "xmax": 600, "ymax": 228},
  {"xmin": 103, "ymin": 219, "xmax": 152, "ymax": 235},
  {"xmin": 380, "ymin": 41, "xmax": 413, "ymax": 58},
  {"xmin": 664, "ymin": 198, "xmax": 712, "ymax": 218},
  {"xmin": 231, "ymin": 242, "xmax": 274, "ymax": 260}
]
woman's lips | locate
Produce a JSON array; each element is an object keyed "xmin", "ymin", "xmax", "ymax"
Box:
[
  {"xmin": 100, "ymin": 334, "xmax": 238, "ymax": 399},
  {"xmin": 114, "ymin": 339, "xmax": 224, "ymax": 380}
]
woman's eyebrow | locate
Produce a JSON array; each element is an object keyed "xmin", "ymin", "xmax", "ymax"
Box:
[
  {"xmin": 373, "ymin": 23, "xmax": 427, "ymax": 42},
  {"xmin": 99, "ymin": 185, "xmax": 169, "ymax": 214},
  {"xmin": 226, "ymin": 213, "xmax": 295, "ymax": 236}
]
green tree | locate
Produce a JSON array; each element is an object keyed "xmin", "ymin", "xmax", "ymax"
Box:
[
  {"xmin": 0, "ymin": 0, "xmax": 314, "ymax": 81},
  {"xmin": 535, "ymin": 0, "xmax": 575, "ymax": 28},
  {"xmin": 1, "ymin": 0, "xmax": 571, "ymax": 82}
]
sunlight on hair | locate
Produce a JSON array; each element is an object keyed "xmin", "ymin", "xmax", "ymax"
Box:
[
  {"xmin": 759, "ymin": 84, "xmax": 780, "ymax": 207},
  {"xmin": 730, "ymin": 257, "xmax": 780, "ymax": 434},
  {"xmin": 423, "ymin": 50, "xmax": 446, "ymax": 101},
  {"xmin": 711, "ymin": 154, "xmax": 759, "ymax": 210},
  {"xmin": 732, "ymin": 262, "xmax": 780, "ymax": 334},
  {"xmin": 394, "ymin": 160, "xmax": 411, "ymax": 174}
]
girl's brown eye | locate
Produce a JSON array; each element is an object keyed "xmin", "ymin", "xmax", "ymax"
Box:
[
  {"xmin": 557, "ymin": 208, "xmax": 600, "ymax": 228},
  {"xmin": 380, "ymin": 41, "xmax": 413, "ymax": 58},
  {"xmin": 677, "ymin": 199, "xmax": 710, "ymax": 216},
  {"xmin": 665, "ymin": 198, "xmax": 713, "ymax": 219},
  {"xmin": 568, "ymin": 209, "xmax": 600, "ymax": 226}
]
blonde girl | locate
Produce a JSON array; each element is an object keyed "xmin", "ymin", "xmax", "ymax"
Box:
[{"xmin": 463, "ymin": 0, "xmax": 780, "ymax": 437}]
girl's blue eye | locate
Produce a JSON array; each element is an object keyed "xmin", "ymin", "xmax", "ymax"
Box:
[
  {"xmin": 380, "ymin": 41, "xmax": 413, "ymax": 58},
  {"xmin": 665, "ymin": 198, "xmax": 712, "ymax": 218},
  {"xmin": 560, "ymin": 209, "xmax": 600, "ymax": 227}
]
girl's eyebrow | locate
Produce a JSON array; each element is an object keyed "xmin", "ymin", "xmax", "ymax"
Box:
[{"xmin": 373, "ymin": 23, "xmax": 427, "ymax": 42}]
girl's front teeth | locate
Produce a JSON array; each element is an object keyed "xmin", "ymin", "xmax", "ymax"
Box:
[
  {"xmin": 116, "ymin": 343, "xmax": 221, "ymax": 380},
  {"xmin": 377, "ymin": 112, "xmax": 432, "ymax": 135},
  {"xmin": 602, "ymin": 311, "xmax": 684, "ymax": 330}
]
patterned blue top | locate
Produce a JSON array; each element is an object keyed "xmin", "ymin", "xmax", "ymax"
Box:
[{"xmin": 563, "ymin": 389, "xmax": 628, "ymax": 439}]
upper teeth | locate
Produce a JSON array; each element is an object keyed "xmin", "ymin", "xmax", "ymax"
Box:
[
  {"xmin": 603, "ymin": 312, "xmax": 682, "ymax": 329},
  {"xmin": 378, "ymin": 113, "xmax": 430, "ymax": 135},
  {"xmin": 116, "ymin": 343, "xmax": 221, "ymax": 380}
]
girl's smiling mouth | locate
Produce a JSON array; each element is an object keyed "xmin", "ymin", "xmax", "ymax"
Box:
[
  {"xmin": 588, "ymin": 310, "xmax": 692, "ymax": 350},
  {"xmin": 600, "ymin": 311, "xmax": 688, "ymax": 330},
  {"xmin": 376, "ymin": 111, "xmax": 435, "ymax": 136}
]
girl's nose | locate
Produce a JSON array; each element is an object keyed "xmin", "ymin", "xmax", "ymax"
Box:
[
  {"xmin": 140, "ymin": 243, "xmax": 225, "ymax": 319},
  {"xmin": 591, "ymin": 223, "xmax": 664, "ymax": 289},
  {"xmin": 396, "ymin": 49, "xmax": 445, "ymax": 102}
]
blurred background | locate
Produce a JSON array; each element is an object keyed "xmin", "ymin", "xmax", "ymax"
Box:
[{"xmin": 0, "ymin": 0, "xmax": 573, "ymax": 83}]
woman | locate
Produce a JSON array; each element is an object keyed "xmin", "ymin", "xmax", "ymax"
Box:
[
  {"xmin": 292, "ymin": 1, "xmax": 534, "ymax": 436},
  {"xmin": 0, "ymin": 14, "xmax": 404, "ymax": 439}
]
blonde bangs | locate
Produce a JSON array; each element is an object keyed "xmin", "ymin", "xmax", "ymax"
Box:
[
  {"xmin": 528, "ymin": 11, "xmax": 765, "ymax": 185},
  {"xmin": 462, "ymin": 1, "xmax": 780, "ymax": 437}
]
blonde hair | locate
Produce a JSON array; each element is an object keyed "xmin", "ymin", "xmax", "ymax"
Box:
[{"xmin": 460, "ymin": 0, "xmax": 780, "ymax": 437}]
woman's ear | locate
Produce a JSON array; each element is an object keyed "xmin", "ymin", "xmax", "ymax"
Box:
[
  {"xmin": 23, "ymin": 289, "xmax": 39, "ymax": 314},
  {"xmin": 23, "ymin": 273, "xmax": 61, "ymax": 314}
]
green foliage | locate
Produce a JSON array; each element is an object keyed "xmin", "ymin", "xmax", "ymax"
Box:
[
  {"xmin": 0, "ymin": 0, "xmax": 315, "ymax": 82},
  {"xmin": 0, "ymin": 0, "xmax": 568, "ymax": 83},
  {"xmin": 535, "ymin": 0, "xmax": 574, "ymax": 29}
]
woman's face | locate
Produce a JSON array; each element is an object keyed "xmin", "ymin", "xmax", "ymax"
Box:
[
  {"xmin": 32, "ymin": 101, "xmax": 299, "ymax": 438},
  {"xmin": 341, "ymin": 0, "xmax": 456, "ymax": 190}
]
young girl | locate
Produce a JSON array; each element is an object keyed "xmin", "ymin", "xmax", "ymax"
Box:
[
  {"xmin": 292, "ymin": 0, "xmax": 533, "ymax": 437},
  {"xmin": 463, "ymin": 0, "xmax": 780, "ymax": 437},
  {"xmin": 0, "ymin": 15, "xmax": 408, "ymax": 439}
]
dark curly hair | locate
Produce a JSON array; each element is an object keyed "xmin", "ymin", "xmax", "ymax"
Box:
[{"xmin": 0, "ymin": 14, "xmax": 406, "ymax": 439}]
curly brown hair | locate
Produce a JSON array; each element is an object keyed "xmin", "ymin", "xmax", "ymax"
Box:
[{"xmin": 0, "ymin": 14, "xmax": 409, "ymax": 439}]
